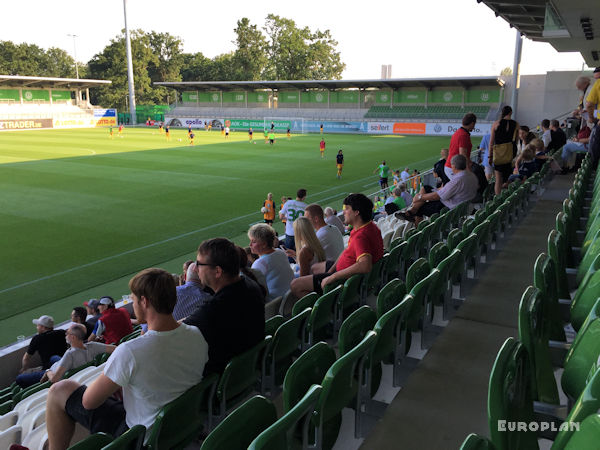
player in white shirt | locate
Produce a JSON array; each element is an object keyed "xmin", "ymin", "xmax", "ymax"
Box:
[{"xmin": 279, "ymin": 188, "xmax": 307, "ymax": 250}]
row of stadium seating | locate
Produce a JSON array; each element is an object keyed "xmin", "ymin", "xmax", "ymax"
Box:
[
  {"xmin": 461, "ymin": 153, "xmax": 600, "ymax": 449},
  {"xmin": 365, "ymin": 105, "xmax": 492, "ymax": 120},
  {"xmin": 171, "ymin": 106, "xmax": 369, "ymax": 121}
]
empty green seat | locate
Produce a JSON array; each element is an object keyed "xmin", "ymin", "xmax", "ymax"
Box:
[
  {"xmin": 200, "ymin": 396, "xmax": 277, "ymax": 450},
  {"xmin": 292, "ymin": 292, "xmax": 319, "ymax": 317},
  {"xmin": 362, "ymin": 257, "xmax": 384, "ymax": 303},
  {"xmin": 548, "ymin": 230, "xmax": 572, "ymax": 299},
  {"xmin": 456, "ymin": 234, "xmax": 479, "ymax": 279},
  {"xmin": 306, "ymin": 285, "xmax": 342, "ymax": 348},
  {"xmin": 388, "ymin": 240, "xmax": 408, "ymax": 280},
  {"xmin": 334, "ymin": 274, "xmax": 364, "ymax": 333},
  {"xmin": 570, "ymin": 253, "xmax": 600, "ymax": 332},
  {"xmin": 428, "ymin": 242, "xmax": 450, "ymax": 269},
  {"xmin": 338, "ymin": 306, "xmax": 377, "ymax": 356},
  {"xmin": 405, "ymin": 258, "xmax": 430, "ymax": 292},
  {"xmin": 532, "ymin": 253, "xmax": 566, "ymax": 342},
  {"xmin": 578, "ymin": 228, "xmax": 600, "ymax": 285},
  {"xmin": 264, "ymin": 315, "xmax": 284, "ymax": 337},
  {"xmin": 376, "ymin": 278, "xmax": 406, "ymax": 318},
  {"xmin": 447, "ymin": 228, "xmax": 465, "ymax": 251},
  {"xmin": 248, "ymin": 385, "xmax": 322, "ymax": 450},
  {"xmin": 558, "ymin": 413, "xmax": 600, "ymax": 449},
  {"xmin": 459, "ymin": 433, "xmax": 496, "ymax": 450},
  {"xmin": 408, "ymin": 269, "xmax": 441, "ymax": 349},
  {"xmin": 146, "ymin": 373, "xmax": 218, "ymax": 450},
  {"xmin": 473, "ymin": 220, "xmax": 491, "ymax": 263},
  {"xmin": 462, "ymin": 217, "xmax": 476, "ymax": 236},
  {"xmin": 103, "ymin": 425, "xmax": 146, "ymax": 449},
  {"xmin": 67, "ymin": 433, "xmax": 113, "ymax": 449}
]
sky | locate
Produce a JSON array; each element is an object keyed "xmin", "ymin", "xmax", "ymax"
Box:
[{"xmin": 2, "ymin": 0, "xmax": 590, "ymax": 80}]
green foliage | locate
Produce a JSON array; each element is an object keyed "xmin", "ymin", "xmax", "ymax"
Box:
[
  {"xmin": 233, "ymin": 18, "xmax": 269, "ymax": 80},
  {"xmin": 0, "ymin": 41, "xmax": 77, "ymax": 78}
]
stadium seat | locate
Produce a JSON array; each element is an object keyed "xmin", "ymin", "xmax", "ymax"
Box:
[
  {"xmin": 456, "ymin": 234, "xmax": 479, "ymax": 279},
  {"xmin": 569, "ymin": 253, "xmax": 600, "ymax": 332},
  {"xmin": 100, "ymin": 425, "xmax": 145, "ymax": 449},
  {"xmin": 338, "ymin": 306, "xmax": 377, "ymax": 356},
  {"xmin": 67, "ymin": 432, "xmax": 113, "ymax": 449},
  {"xmin": 0, "ymin": 425, "xmax": 21, "ymax": 449},
  {"xmin": 0, "ymin": 411, "xmax": 18, "ymax": 432},
  {"xmin": 0, "ymin": 400, "xmax": 14, "ymax": 415},
  {"xmin": 532, "ymin": 253, "xmax": 567, "ymax": 341},
  {"xmin": 305, "ymin": 285, "xmax": 342, "ymax": 348},
  {"xmin": 577, "ymin": 229, "xmax": 600, "ymax": 285},
  {"xmin": 408, "ymin": 269, "xmax": 442, "ymax": 349},
  {"xmin": 362, "ymin": 257, "xmax": 384, "ymax": 303},
  {"xmin": 487, "ymin": 338, "xmax": 538, "ymax": 450},
  {"xmin": 248, "ymin": 385, "xmax": 322, "ymax": 450},
  {"xmin": 264, "ymin": 296, "xmax": 282, "ymax": 320},
  {"xmin": 472, "ymin": 220, "xmax": 491, "ymax": 263},
  {"xmin": 146, "ymin": 373, "xmax": 218, "ymax": 449},
  {"xmin": 262, "ymin": 309, "xmax": 309, "ymax": 395},
  {"xmin": 375, "ymin": 278, "xmax": 406, "ymax": 318},
  {"xmin": 292, "ymin": 292, "xmax": 318, "ymax": 317},
  {"xmin": 462, "ymin": 217, "xmax": 476, "ymax": 237},
  {"xmin": 264, "ymin": 315, "xmax": 284, "ymax": 337},
  {"xmin": 405, "ymin": 258, "xmax": 430, "ymax": 292},
  {"xmin": 459, "ymin": 433, "xmax": 495, "ymax": 450},
  {"xmin": 446, "ymin": 228, "xmax": 465, "ymax": 251},
  {"xmin": 334, "ymin": 274, "xmax": 364, "ymax": 333},
  {"xmin": 200, "ymin": 396, "xmax": 277, "ymax": 450},
  {"xmin": 387, "ymin": 241, "xmax": 407, "ymax": 280},
  {"xmin": 428, "ymin": 241, "xmax": 450, "ymax": 269},
  {"xmin": 548, "ymin": 230, "xmax": 574, "ymax": 299}
]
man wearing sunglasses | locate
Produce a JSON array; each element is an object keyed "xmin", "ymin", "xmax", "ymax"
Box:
[{"xmin": 185, "ymin": 238, "xmax": 265, "ymax": 375}]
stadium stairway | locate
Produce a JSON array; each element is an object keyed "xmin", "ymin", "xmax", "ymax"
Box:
[{"xmin": 358, "ymin": 171, "xmax": 576, "ymax": 449}]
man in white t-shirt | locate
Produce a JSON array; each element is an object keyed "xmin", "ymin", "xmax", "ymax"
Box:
[
  {"xmin": 279, "ymin": 188, "xmax": 307, "ymax": 250},
  {"xmin": 304, "ymin": 204, "xmax": 344, "ymax": 262},
  {"xmin": 324, "ymin": 207, "xmax": 345, "ymax": 234},
  {"xmin": 45, "ymin": 268, "xmax": 209, "ymax": 448}
]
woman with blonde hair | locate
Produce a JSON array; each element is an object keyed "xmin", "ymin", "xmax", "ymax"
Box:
[{"xmin": 291, "ymin": 216, "xmax": 326, "ymax": 276}]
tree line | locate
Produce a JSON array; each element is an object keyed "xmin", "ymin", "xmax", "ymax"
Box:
[{"xmin": 0, "ymin": 15, "xmax": 345, "ymax": 111}]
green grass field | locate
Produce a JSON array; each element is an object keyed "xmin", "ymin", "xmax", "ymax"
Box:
[{"xmin": 0, "ymin": 127, "xmax": 476, "ymax": 346}]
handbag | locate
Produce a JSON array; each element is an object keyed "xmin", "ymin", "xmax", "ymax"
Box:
[{"xmin": 492, "ymin": 142, "xmax": 514, "ymax": 165}]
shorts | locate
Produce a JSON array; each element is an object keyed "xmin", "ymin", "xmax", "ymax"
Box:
[
  {"xmin": 225, "ymin": 132, "xmax": 229, "ymax": 136},
  {"xmin": 312, "ymin": 261, "xmax": 337, "ymax": 295},
  {"xmin": 65, "ymin": 385, "xmax": 128, "ymax": 437},
  {"xmin": 269, "ymin": 139, "xmax": 274, "ymax": 144},
  {"xmin": 264, "ymin": 219, "xmax": 273, "ymax": 225},
  {"xmin": 337, "ymin": 164, "xmax": 343, "ymax": 170},
  {"xmin": 379, "ymin": 177, "xmax": 389, "ymax": 186},
  {"xmin": 493, "ymin": 163, "xmax": 513, "ymax": 183},
  {"xmin": 416, "ymin": 200, "xmax": 445, "ymax": 217}
]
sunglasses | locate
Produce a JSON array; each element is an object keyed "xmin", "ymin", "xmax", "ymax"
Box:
[{"xmin": 196, "ymin": 260, "xmax": 217, "ymax": 267}]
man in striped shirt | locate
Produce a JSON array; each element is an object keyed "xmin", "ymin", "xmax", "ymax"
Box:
[{"xmin": 173, "ymin": 262, "xmax": 212, "ymax": 321}]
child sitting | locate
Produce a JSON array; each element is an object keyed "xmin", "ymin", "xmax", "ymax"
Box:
[{"xmin": 506, "ymin": 144, "xmax": 537, "ymax": 185}]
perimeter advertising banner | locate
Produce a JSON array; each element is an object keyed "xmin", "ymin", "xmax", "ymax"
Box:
[
  {"xmin": 53, "ymin": 109, "xmax": 118, "ymax": 129},
  {"xmin": 164, "ymin": 117, "xmax": 223, "ymax": 128},
  {"xmin": 93, "ymin": 109, "xmax": 117, "ymax": 127},
  {"xmin": 424, "ymin": 122, "xmax": 492, "ymax": 136},
  {"xmin": 0, "ymin": 118, "xmax": 53, "ymax": 131},
  {"xmin": 368, "ymin": 121, "xmax": 491, "ymax": 136}
]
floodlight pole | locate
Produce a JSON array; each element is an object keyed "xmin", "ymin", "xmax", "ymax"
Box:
[
  {"xmin": 67, "ymin": 34, "xmax": 79, "ymax": 79},
  {"xmin": 123, "ymin": 0, "xmax": 137, "ymax": 125},
  {"xmin": 510, "ymin": 30, "xmax": 523, "ymax": 120}
]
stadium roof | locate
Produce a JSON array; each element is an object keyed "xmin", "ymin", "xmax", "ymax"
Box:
[
  {"xmin": 0, "ymin": 75, "xmax": 111, "ymax": 90},
  {"xmin": 155, "ymin": 77, "xmax": 504, "ymax": 92},
  {"xmin": 478, "ymin": 0, "xmax": 600, "ymax": 66}
]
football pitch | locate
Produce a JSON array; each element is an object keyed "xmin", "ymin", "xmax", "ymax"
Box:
[{"xmin": 0, "ymin": 127, "xmax": 475, "ymax": 346}]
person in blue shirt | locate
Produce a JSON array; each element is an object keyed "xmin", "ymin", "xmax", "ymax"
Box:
[{"xmin": 478, "ymin": 133, "xmax": 492, "ymax": 180}]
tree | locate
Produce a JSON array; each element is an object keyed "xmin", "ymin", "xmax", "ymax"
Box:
[
  {"xmin": 147, "ymin": 32, "xmax": 184, "ymax": 102},
  {"xmin": 0, "ymin": 41, "xmax": 77, "ymax": 77},
  {"xmin": 180, "ymin": 52, "xmax": 213, "ymax": 81},
  {"xmin": 232, "ymin": 18, "xmax": 268, "ymax": 80}
]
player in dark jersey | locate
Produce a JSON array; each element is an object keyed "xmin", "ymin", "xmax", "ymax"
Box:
[{"xmin": 336, "ymin": 150, "xmax": 344, "ymax": 179}]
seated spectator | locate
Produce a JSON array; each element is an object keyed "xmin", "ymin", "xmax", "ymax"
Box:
[
  {"xmin": 304, "ymin": 204, "xmax": 344, "ymax": 261},
  {"xmin": 84, "ymin": 299, "xmax": 101, "ymax": 335},
  {"xmin": 384, "ymin": 187, "xmax": 407, "ymax": 215},
  {"xmin": 291, "ymin": 193, "xmax": 384, "ymax": 298},
  {"xmin": 560, "ymin": 124, "xmax": 591, "ymax": 171},
  {"xmin": 244, "ymin": 246, "xmax": 259, "ymax": 265},
  {"xmin": 399, "ymin": 183, "xmax": 413, "ymax": 208},
  {"xmin": 71, "ymin": 307, "xmax": 93, "ymax": 338},
  {"xmin": 541, "ymin": 119, "xmax": 552, "ymax": 149},
  {"xmin": 547, "ymin": 119, "xmax": 567, "ymax": 152},
  {"xmin": 400, "ymin": 167, "xmax": 410, "ymax": 182},
  {"xmin": 88, "ymin": 296, "xmax": 133, "ymax": 345},
  {"xmin": 530, "ymin": 138, "xmax": 549, "ymax": 172},
  {"xmin": 45, "ymin": 268, "xmax": 208, "ymax": 449},
  {"xmin": 392, "ymin": 170, "xmax": 401, "ymax": 185},
  {"xmin": 470, "ymin": 160, "xmax": 488, "ymax": 203},
  {"xmin": 16, "ymin": 315, "xmax": 68, "ymax": 388},
  {"xmin": 172, "ymin": 262, "xmax": 212, "ymax": 321},
  {"xmin": 180, "ymin": 259, "xmax": 194, "ymax": 285},
  {"xmin": 185, "ymin": 238, "xmax": 265, "ymax": 374},
  {"xmin": 507, "ymin": 145, "xmax": 538, "ymax": 184},
  {"xmin": 237, "ymin": 245, "xmax": 268, "ymax": 298},
  {"xmin": 41, "ymin": 324, "xmax": 116, "ymax": 383},
  {"xmin": 288, "ymin": 216, "xmax": 326, "ymax": 276},
  {"xmin": 324, "ymin": 207, "xmax": 345, "ymax": 234},
  {"xmin": 399, "ymin": 154, "xmax": 478, "ymax": 225},
  {"xmin": 248, "ymin": 224, "xmax": 294, "ymax": 301},
  {"xmin": 433, "ymin": 148, "xmax": 450, "ymax": 186}
]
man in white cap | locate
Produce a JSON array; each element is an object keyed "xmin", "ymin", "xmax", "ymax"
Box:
[{"xmin": 16, "ymin": 315, "xmax": 68, "ymax": 387}]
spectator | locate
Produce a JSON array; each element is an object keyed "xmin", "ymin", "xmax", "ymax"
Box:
[
  {"xmin": 244, "ymin": 246, "xmax": 259, "ymax": 265},
  {"xmin": 547, "ymin": 119, "xmax": 567, "ymax": 152},
  {"xmin": 411, "ymin": 170, "xmax": 421, "ymax": 191},
  {"xmin": 540, "ymin": 119, "xmax": 552, "ymax": 149},
  {"xmin": 585, "ymin": 68, "xmax": 600, "ymax": 166},
  {"xmin": 470, "ymin": 160, "xmax": 488, "ymax": 203},
  {"xmin": 185, "ymin": 238, "xmax": 265, "ymax": 374},
  {"xmin": 41, "ymin": 324, "xmax": 115, "ymax": 383},
  {"xmin": 399, "ymin": 154, "xmax": 478, "ymax": 225},
  {"xmin": 180, "ymin": 260, "xmax": 194, "ymax": 285},
  {"xmin": 290, "ymin": 216, "xmax": 326, "ymax": 276},
  {"xmin": 572, "ymin": 76, "xmax": 591, "ymax": 126},
  {"xmin": 248, "ymin": 224, "xmax": 294, "ymax": 301},
  {"xmin": 490, "ymin": 105, "xmax": 519, "ymax": 195},
  {"xmin": 398, "ymin": 183, "xmax": 413, "ymax": 208},
  {"xmin": 560, "ymin": 124, "xmax": 591, "ymax": 171},
  {"xmin": 173, "ymin": 262, "xmax": 212, "ymax": 321},
  {"xmin": 88, "ymin": 296, "xmax": 133, "ymax": 345},
  {"xmin": 446, "ymin": 113, "xmax": 477, "ymax": 179},
  {"xmin": 291, "ymin": 193, "xmax": 384, "ymax": 298},
  {"xmin": 16, "ymin": 315, "xmax": 68, "ymax": 388},
  {"xmin": 71, "ymin": 307, "xmax": 92, "ymax": 338},
  {"xmin": 478, "ymin": 133, "xmax": 493, "ymax": 180},
  {"xmin": 508, "ymin": 145, "xmax": 538, "ymax": 184},
  {"xmin": 45, "ymin": 268, "xmax": 209, "ymax": 449},
  {"xmin": 516, "ymin": 126, "xmax": 530, "ymax": 156},
  {"xmin": 237, "ymin": 245, "xmax": 268, "ymax": 299},
  {"xmin": 324, "ymin": 207, "xmax": 345, "ymax": 234},
  {"xmin": 433, "ymin": 148, "xmax": 450, "ymax": 185},
  {"xmin": 304, "ymin": 204, "xmax": 344, "ymax": 262},
  {"xmin": 279, "ymin": 189, "xmax": 307, "ymax": 250},
  {"xmin": 84, "ymin": 299, "xmax": 101, "ymax": 334},
  {"xmin": 530, "ymin": 138, "xmax": 549, "ymax": 172},
  {"xmin": 400, "ymin": 167, "xmax": 410, "ymax": 182},
  {"xmin": 392, "ymin": 170, "xmax": 401, "ymax": 185}
]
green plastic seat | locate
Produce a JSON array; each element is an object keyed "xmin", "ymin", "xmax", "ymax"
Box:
[
  {"xmin": 487, "ymin": 210, "xmax": 502, "ymax": 250},
  {"xmin": 404, "ymin": 230, "xmax": 424, "ymax": 264},
  {"xmin": 532, "ymin": 253, "xmax": 567, "ymax": 342},
  {"xmin": 462, "ymin": 217, "xmax": 476, "ymax": 236},
  {"xmin": 561, "ymin": 413, "xmax": 600, "ymax": 449},
  {"xmin": 447, "ymin": 228, "xmax": 464, "ymax": 251},
  {"xmin": 200, "ymin": 396, "xmax": 277, "ymax": 450},
  {"xmin": 459, "ymin": 433, "xmax": 496, "ymax": 450},
  {"xmin": 437, "ymin": 248, "xmax": 465, "ymax": 306},
  {"xmin": 456, "ymin": 234, "xmax": 479, "ymax": 279},
  {"xmin": 548, "ymin": 230, "xmax": 572, "ymax": 299},
  {"xmin": 375, "ymin": 278, "xmax": 406, "ymax": 318},
  {"xmin": 0, "ymin": 400, "xmax": 14, "ymax": 415},
  {"xmin": 146, "ymin": 373, "xmax": 218, "ymax": 450},
  {"xmin": 388, "ymin": 240, "xmax": 408, "ymax": 280},
  {"xmin": 334, "ymin": 274, "xmax": 364, "ymax": 333},
  {"xmin": 371, "ymin": 295, "xmax": 413, "ymax": 388},
  {"xmin": 556, "ymin": 212, "xmax": 576, "ymax": 267},
  {"xmin": 362, "ymin": 258, "xmax": 384, "ymax": 303},
  {"xmin": 248, "ymin": 385, "xmax": 322, "ymax": 450},
  {"xmin": 517, "ymin": 286, "xmax": 560, "ymax": 405},
  {"xmin": 570, "ymin": 253, "xmax": 600, "ymax": 332},
  {"xmin": 472, "ymin": 220, "xmax": 491, "ymax": 263},
  {"xmin": 306, "ymin": 285, "xmax": 342, "ymax": 348},
  {"xmin": 67, "ymin": 433, "xmax": 113, "ymax": 449},
  {"xmin": 578, "ymin": 228, "xmax": 600, "ymax": 285},
  {"xmin": 212, "ymin": 336, "xmax": 271, "ymax": 424},
  {"xmin": 64, "ymin": 361, "xmax": 96, "ymax": 380},
  {"xmin": 338, "ymin": 306, "xmax": 377, "ymax": 356},
  {"xmin": 379, "ymin": 253, "xmax": 391, "ymax": 285},
  {"xmin": 552, "ymin": 368, "xmax": 600, "ymax": 450},
  {"xmin": 487, "ymin": 338, "xmax": 539, "ymax": 450},
  {"xmin": 408, "ymin": 269, "xmax": 441, "ymax": 349},
  {"xmin": 103, "ymin": 425, "xmax": 146, "ymax": 449},
  {"xmin": 561, "ymin": 299, "xmax": 600, "ymax": 403},
  {"xmin": 292, "ymin": 292, "xmax": 319, "ymax": 317},
  {"xmin": 264, "ymin": 315, "xmax": 284, "ymax": 337},
  {"xmin": 428, "ymin": 242, "xmax": 450, "ymax": 269},
  {"xmin": 262, "ymin": 310, "xmax": 310, "ymax": 395},
  {"xmin": 15, "ymin": 381, "xmax": 51, "ymax": 404},
  {"xmin": 405, "ymin": 258, "xmax": 430, "ymax": 292}
]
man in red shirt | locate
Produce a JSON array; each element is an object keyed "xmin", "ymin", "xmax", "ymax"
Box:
[
  {"xmin": 290, "ymin": 193, "xmax": 383, "ymax": 298},
  {"xmin": 445, "ymin": 113, "xmax": 477, "ymax": 180},
  {"xmin": 319, "ymin": 139, "xmax": 326, "ymax": 158},
  {"xmin": 88, "ymin": 296, "xmax": 133, "ymax": 344}
]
